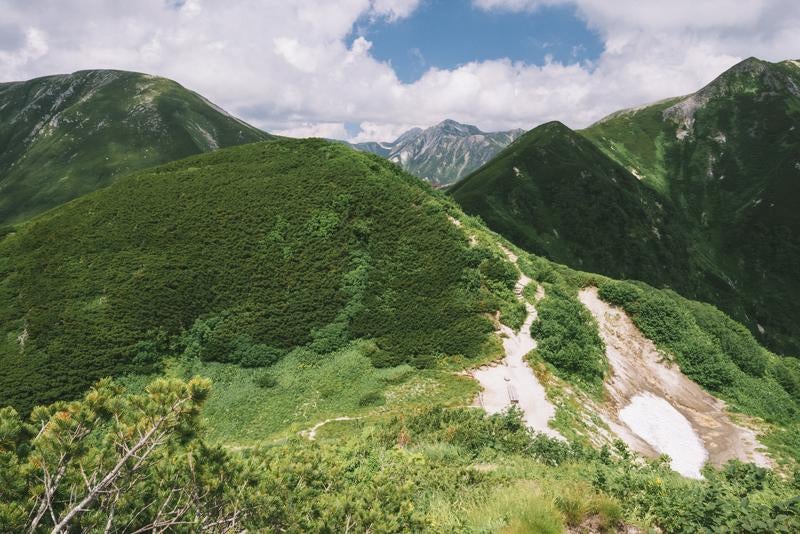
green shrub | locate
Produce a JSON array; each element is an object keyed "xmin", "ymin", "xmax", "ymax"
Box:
[
  {"xmin": 553, "ymin": 486, "xmax": 590, "ymax": 526},
  {"xmin": 253, "ymin": 370, "xmax": 277, "ymax": 389},
  {"xmin": 773, "ymin": 358, "xmax": 800, "ymax": 402},
  {"xmin": 479, "ymin": 255, "xmax": 518, "ymax": 291},
  {"xmin": 236, "ymin": 343, "xmax": 285, "ymax": 368},
  {"xmin": 597, "ymin": 280, "xmax": 641, "ymax": 308},
  {"xmin": 357, "ymin": 390, "xmax": 384, "ymax": 407},
  {"xmin": 531, "ymin": 285, "xmax": 606, "ymax": 385},
  {"xmin": 0, "ymin": 139, "xmax": 506, "ymax": 412}
]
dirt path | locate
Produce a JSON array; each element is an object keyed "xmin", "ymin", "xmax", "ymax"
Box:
[
  {"xmin": 470, "ymin": 246, "xmax": 562, "ymax": 440},
  {"xmin": 300, "ymin": 416, "xmax": 360, "ymax": 440},
  {"xmin": 579, "ymin": 287, "xmax": 770, "ymax": 477}
]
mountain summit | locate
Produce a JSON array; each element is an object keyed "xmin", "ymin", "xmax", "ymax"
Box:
[
  {"xmin": 352, "ymin": 119, "xmax": 523, "ymax": 186},
  {"xmin": 0, "ymin": 69, "xmax": 270, "ymax": 223}
]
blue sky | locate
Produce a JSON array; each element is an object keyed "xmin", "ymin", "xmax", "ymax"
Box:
[{"xmin": 349, "ymin": 0, "xmax": 603, "ymax": 83}]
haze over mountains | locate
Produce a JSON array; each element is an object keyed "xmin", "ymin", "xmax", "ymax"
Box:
[
  {"xmin": 0, "ymin": 69, "xmax": 270, "ymax": 223},
  {"xmin": 351, "ymin": 119, "xmax": 523, "ymax": 186}
]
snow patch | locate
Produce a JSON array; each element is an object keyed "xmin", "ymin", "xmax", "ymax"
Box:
[
  {"xmin": 620, "ymin": 393, "xmax": 708, "ymax": 479},
  {"xmin": 579, "ymin": 288, "xmax": 770, "ymax": 475}
]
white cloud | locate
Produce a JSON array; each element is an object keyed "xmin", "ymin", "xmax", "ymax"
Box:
[
  {"xmin": 272, "ymin": 121, "xmax": 350, "ymax": 139},
  {"xmin": 0, "ymin": 0, "xmax": 798, "ymax": 142}
]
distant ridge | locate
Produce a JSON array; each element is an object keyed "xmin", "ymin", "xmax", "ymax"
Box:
[{"xmin": 0, "ymin": 69, "xmax": 271, "ymax": 223}]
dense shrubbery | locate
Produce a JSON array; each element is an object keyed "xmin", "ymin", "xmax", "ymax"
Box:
[
  {"xmin": 0, "ymin": 139, "xmax": 503, "ymax": 413},
  {"xmin": 3, "ymin": 377, "xmax": 798, "ymax": 533},
  {"xmin": 594, "ymin": 451, "xmax": 800, "ymax": 533},
  {"xmin": 531, "ymin": 284, "xmax": 606, "ymax": 385}
]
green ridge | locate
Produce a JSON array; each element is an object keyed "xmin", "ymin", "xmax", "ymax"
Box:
[
  {"xmin": 453, "ymin": 57, "xmax": 800, "ymax": 356},
  {"xmin": 0, "ymin": 69, "xmax": 271, "ymax": 224},
  {"xmin": 0, "ymin": 138, "xmax": 510, "ymax": 414}
]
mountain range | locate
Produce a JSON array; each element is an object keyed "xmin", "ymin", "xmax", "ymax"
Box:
[
  {"xmin": 2, "ymin": 59, "xmax": 800, "ymax": 532},
  {"xmin": 351, "ymin": 119, "xmax": 523, "ymax": 186}
]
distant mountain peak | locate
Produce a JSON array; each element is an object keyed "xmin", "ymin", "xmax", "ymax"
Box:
[
  {"xmin": 431, "ymin": 119, "xmax": 483, "ymax": 136},
  {"xmin": 350, "ymin": 119, "xmax": 525, "ymax": 185}
]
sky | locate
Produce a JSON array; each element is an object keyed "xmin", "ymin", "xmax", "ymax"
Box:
[{"xmin": 1, "ymin": 0, "xmax": 798, "ymax": 142}]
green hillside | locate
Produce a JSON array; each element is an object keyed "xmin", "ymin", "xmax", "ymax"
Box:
[
  {"xmin": 0, "ymin": 138, "xmax": 514, "ymax": 414},
  {"xmin": 0, "ymin": 69, "xmax": 271, "ymax": 223},
  {"xmin": 2, "ymin": 136, "xmax": 799, "ymax": 532},
  {"xmin": 454, "ymin": 58, "xmax": 800, "ymax": 356},
  {"xmin": 583, "ymin": 57, "xmax": 800, "ymax": 355},
  {"xmin": 450, "ymin": 121, "xmax": 694, "ymax": 287}
]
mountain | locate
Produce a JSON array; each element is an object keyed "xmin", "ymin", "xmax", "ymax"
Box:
[
  {"xmin": 455, "ymin": 57, "xmax": 800, "ymax": 356},
  {"xmin": 2, "ymin": 135, "xmax": 799, "ymax": 532},
  {"xmin": 0, "ymin": 69, "xmax": 271, "ymax": 223},
  {"xmin": 450, "ymin": 121, "xmax": 694, "ymax": 286},
  {"xmin": 351, "ymin": 119, "xmax": 523, "ymax": 186},
  {"xmin": 0, "ymin": 138, "xmax": 504, "ymax": 414}
]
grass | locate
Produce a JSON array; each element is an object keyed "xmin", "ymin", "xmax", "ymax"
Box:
[
  {"xmin": 462, "ymin": 481, "xmax": 565, "ymax": 534},
  {"xmin": 124, "ymin": 343, "xmax": 481, "ymax": 446}
]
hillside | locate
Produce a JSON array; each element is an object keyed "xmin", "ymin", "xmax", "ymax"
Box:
[
  {"xmin": 352, "ymin": 119, "xmax": 523, "ymax": 186},
  {"xmin": 582, "ymin": 57, "xmax": 800, "ymax": 355},
  {"xmin": 0, "ymin": 138, "xmax": 515, "ymax": 414},
  {"xmin": 0, "ymin": 69, "xmax": 271, "ymax": 223},
  {"xmin": 450, "ymin": 121, "xmax": 694, "ymax": 286},
  {"xmin": 453, "ymin": 58, "xmax": 800, "ymax": 356},
  {"xmin": 1, "ymin": 136, "xmax": 799, "ymax": 532}
]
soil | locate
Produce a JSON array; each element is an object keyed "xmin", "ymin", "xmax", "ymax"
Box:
[{"xmin": 579, "ymin": 287, "xmax": 770, "ymax": 476}]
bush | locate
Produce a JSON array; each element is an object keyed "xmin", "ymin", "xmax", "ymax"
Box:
[
  {"xmin": 253, "ymin": 370, "xmax": 277, "ymax": 389},
  {"xmin": 479, "ymin": 256, "xmax": 518, "ymax": 291},
  {"xmin": 597, "ymin": 280, "xmax": 641, "ymax": 308},
  {"xmin": 237, "ymin": 343, "xmax": 285, "ymax": 368},
  {"xmin": 773, "ymin": 358, "xmax": 800, "ymax": 402},
  {"xmin": 531, "ymin": 285, "xmax": 606, "ymax": 384},
  {"xmin": 357, "ymin": 390, "xmax": 384, "ymax": 407}
]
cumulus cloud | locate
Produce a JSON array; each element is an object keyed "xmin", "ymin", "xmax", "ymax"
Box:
[{"xmin": 0, "ymin": 0, "xmax": 798, "ymax": 141}]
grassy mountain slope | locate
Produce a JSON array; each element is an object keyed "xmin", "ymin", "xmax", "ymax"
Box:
[
  {"xmin": 450, "ymin": 121, "xmax": 694, "ymax": 287},
  {"xmin": 2, "ymin": 133, "xmax": 800, "ymax": 531},
  {"xmin": 583, "ymin": 57, "xmax": 800, "ymax": 355},
  {"xmin": 0, "ymin": 138, "xmax": 517, "ymax": 414},
  {"xmin": 0, "ymin": 69, "xmax": 271, "ymax": 223}
]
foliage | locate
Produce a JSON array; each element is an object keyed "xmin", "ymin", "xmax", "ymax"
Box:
[
  {"xmin": 531, "ymin": 283, "xmax": 606, "ymax": 386},
  {"xmin": 3, "ymin": 378, "xmax": 800, "ymax": 532},
  {"xmin": 0, "ymin": 139, "xmax": 500, "ymax": 413},
  {"xmin": 594, "ymin": 452, "xmax": 800, "ymax": 533}
]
